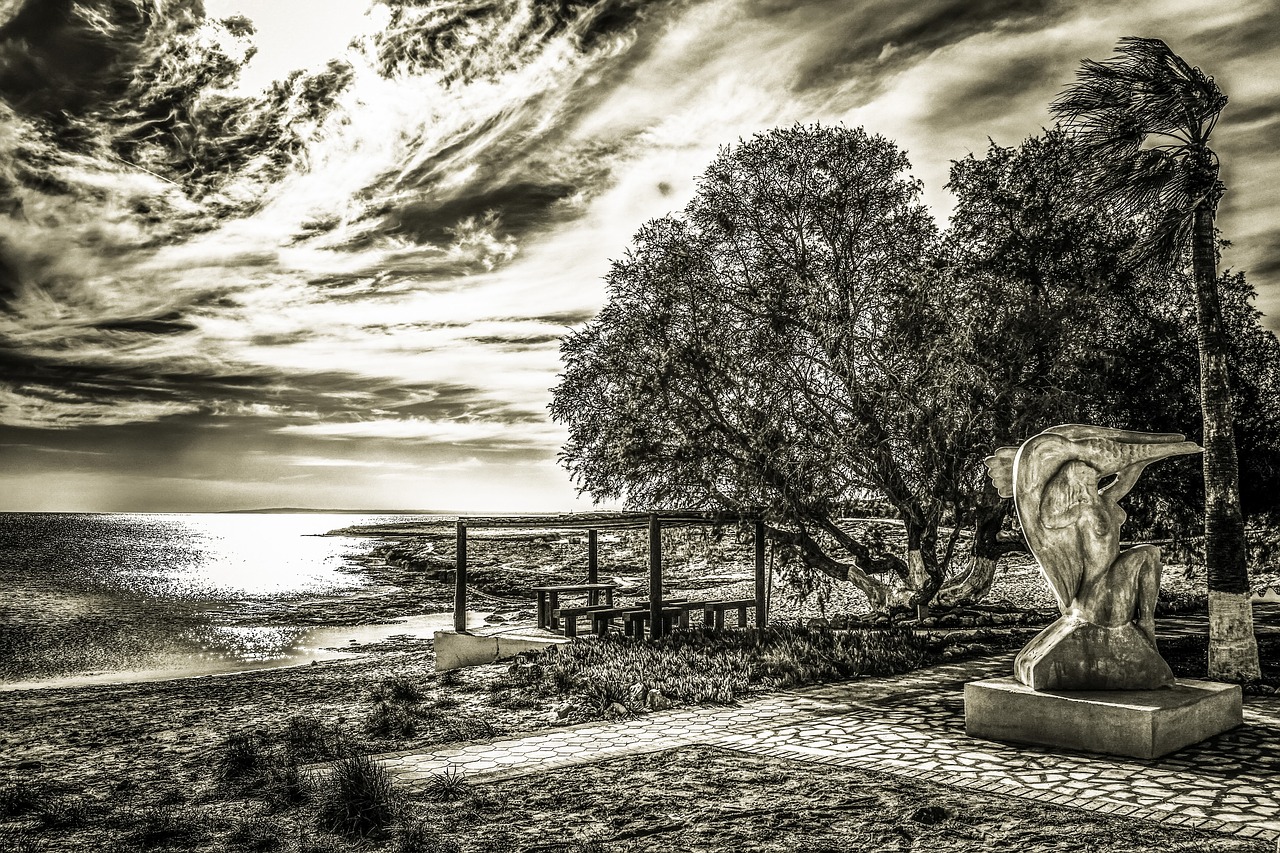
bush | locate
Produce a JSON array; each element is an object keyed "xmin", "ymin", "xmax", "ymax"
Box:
[
  {"xmin": 217, "ymin": 731, "xmax": 267, "ymax": 784},
  {"xmin": 371, "ymin": 676, "xmax": 426, "ymax": 705},
  {"xmin": 314, "ymin": 754, "xmax": 399, "ymax": 839},
  {"xmin": 283, "ymin": 714, "xmax": 347, "ymax": 764},
  {"xmin": 365, "ymin": 701, "xmax": 418, "ymax": 739},
  {"xmin": 0, "ymin": 775, "xmax": 44, "ymax": 818}
]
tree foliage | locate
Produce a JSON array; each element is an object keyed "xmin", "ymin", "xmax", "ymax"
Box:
[{"xmin": 552, "ymin": 122, "xmax": 1280, "ymax": 615}]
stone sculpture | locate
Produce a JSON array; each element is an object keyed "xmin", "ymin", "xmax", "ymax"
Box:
[{"xmin": 985, "ymin": 425, "xmax": 1202, "ymax": 690}]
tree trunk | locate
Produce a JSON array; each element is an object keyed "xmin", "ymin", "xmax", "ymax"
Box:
[
  {"xmin": 934, "ymin": 492, "xmax": 1024, "ymax": 608},
  {"xmin": 1192, "ymin": 199, "xmax": 1260, "ymax": 681}
]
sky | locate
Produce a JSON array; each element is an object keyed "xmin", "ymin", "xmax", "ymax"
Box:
[{"xmin": 0, "ymin": 0, "xmax": 1277, "ymax": 513}]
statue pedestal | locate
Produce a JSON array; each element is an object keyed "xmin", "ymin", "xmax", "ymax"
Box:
[{"xmin": 964, "ymin": 677, "xmax": 1242, "ymax": 759}]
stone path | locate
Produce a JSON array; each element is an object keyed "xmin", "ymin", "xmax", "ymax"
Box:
[{"xmin": 373, "ymin": 628, "xmax": 1280, "ymax": 844}]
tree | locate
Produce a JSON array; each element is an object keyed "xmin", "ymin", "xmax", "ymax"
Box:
[
  {"xmin": 553, "ymin": 124, "xmax": 974, "ymax": 612},
  {"xmin": 1050, "ymin": 37, "xmax": 1260, "ymax": 680}
]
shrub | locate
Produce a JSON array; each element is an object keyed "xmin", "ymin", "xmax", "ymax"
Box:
[
  {"xmin": 365, "ymin": 701, "xmax": 418, "ymax": 739},
  {"xmin": 217, "ymin": 731, "xmax": 267, "ymax": 784},
  {"xmin": 314, "ymin": 754, "xmax": 399, "ymax": 839},
  {"xmin": 283, "ymin": 714, "xmax": 347, "ymax": 764},
  {"xmin": 0, "ymin": 775, "xmax": 44, "ymax": 818},
  {"xmin": 371, "ymin": 676, "xmax": 426, "ymax": 705},
  {"xmin": 523, "ymin": 624, "xmax": 928, "ymax": 714}
]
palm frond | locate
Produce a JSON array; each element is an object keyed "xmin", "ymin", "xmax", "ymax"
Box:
[{"xmin": 1051, "ymin": 37, "xmax": 1227, "ymax": 146}]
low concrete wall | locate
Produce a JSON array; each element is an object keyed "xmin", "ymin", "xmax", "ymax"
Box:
[{"xmin": 434, "ymin": 629, "xmax": 570, "ymax": 671}]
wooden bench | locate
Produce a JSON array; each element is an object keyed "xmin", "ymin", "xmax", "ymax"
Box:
[
  {"xmin": 589, "ymin": 599, "xmax": 688, "ymax": 636},
  {"xmin": 703, "ymin": 598, "xmax": 757, "ymax": 630},
  {"xmin": 532, "ymin": 583, "xmax": 616, "ymax": 631},
  {"xmin": 622, "ymin": 601, "xmax": 709, "ymax": 636},
  {"xmin": 553, "ymin": 604, "xmax": 618, "ymax": 638}
]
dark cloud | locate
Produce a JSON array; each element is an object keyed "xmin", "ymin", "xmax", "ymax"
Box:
[
  {"xmin": 466, "ymin": 333, "xmax": 563, "ymax": 348},
  {"xmin": 0, "ymin": 0, "xmax": 154, "ymax": 118},
  {"xmin": 782, "ymin": 0, "xmax": 1062, "ymax": 94},
  {"xmin": 92, "ymin": 313, "xmax": 198, "ymax": 335}
]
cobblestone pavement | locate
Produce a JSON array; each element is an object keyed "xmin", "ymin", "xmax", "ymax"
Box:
[{"xmin": 374, "ymin": 623, "xmax": 1280, "ymax": 843}]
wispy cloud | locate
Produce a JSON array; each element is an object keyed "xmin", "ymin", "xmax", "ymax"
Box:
[{"xmin": 0, "ymin": 0, "xmax": 1276, "ymax": 510}]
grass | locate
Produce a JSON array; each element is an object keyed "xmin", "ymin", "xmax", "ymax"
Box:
[
  {"xmin": 313, "ymin": 754, "xmax": 400, "ymax": 839},
  {"xmin": 511, "ymin": 624, "xmax": 930, "ymax": 718},
  {"xmin": 369, "ymin": 675, "xmax": 427, "ymax": 705},
  {"xmin": 0, "ymin": 776, "xmax": 43, "ymax": 819}
]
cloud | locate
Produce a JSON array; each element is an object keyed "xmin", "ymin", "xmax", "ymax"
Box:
[{"xmin": 1, "ymin": 0, "xmax": 1277, "ymax": 509}]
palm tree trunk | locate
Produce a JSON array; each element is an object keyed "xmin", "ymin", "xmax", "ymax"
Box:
[{"xmin": 1192, "ymin": 200, "xmax": 1261, "ymax": 681}]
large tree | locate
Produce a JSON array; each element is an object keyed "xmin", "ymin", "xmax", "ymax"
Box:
[
  {"xmin": 553, "ymin": 124, "xmax": 971, "ymax": 611},
  {"xmin": 1050, "ymin": 37, "xmax": 1260, "ymax": 680}
]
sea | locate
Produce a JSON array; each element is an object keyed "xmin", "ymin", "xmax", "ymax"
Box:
[{"xmin": 0, "ymin": 512, "xmax": 462, "ymax": 691}]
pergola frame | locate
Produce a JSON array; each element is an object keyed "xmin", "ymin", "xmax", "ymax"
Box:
[{"xmin": 453, "ymin": 511, "xmax": 768, "ymax": 639}]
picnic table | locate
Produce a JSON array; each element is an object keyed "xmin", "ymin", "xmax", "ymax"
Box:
[{"xmin": 532, "ymin": 583, "xmax": 616, "ymax": 632}]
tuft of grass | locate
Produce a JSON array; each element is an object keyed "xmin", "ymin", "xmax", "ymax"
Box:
[
  {"xmin": 314, "ymin": 754, "xmax": 400, "ymax": 839},
  {"xmin": 216, "ymin": 731, "xmax": 267, "ymax": 784},
  {"xmin": 365, "ymin": 701, "xmax": 418, "ymax": 739},
  {"xmin": 227, "ymin": 815, "xmax": 289, "ymax": 852},
  {"xmin": 283, "ymin": 714, "xmax": 347, "ymax": 764},
  {"xmin": 0, "ymin": 775, "xmax": 44, "ymax": 818},
  {"xmin": 121, "ymin": 803, "xmax": 206, "ymax": 849},
  {"xmin": 0, "ymin": 827, "xmax": 41, "ymax": 852},
  {"xmin": 370, "ymin": 675, "xmax": 426, "ymax": 704},
  {"xmin": 421, "ymin": 768, "xmax": 468, "ymax": 803},
  {"xmin": 36, "ymin": 795, "xmax": 91, "ymax": 829},
  {"xmin": 395, "ymin": 819, "xmax": 462, "ymax": 853}
]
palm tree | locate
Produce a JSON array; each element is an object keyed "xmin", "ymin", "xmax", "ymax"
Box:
[{"xmin": 1050, "ymin": 37, "xmax": 1260, "ymax": 681}]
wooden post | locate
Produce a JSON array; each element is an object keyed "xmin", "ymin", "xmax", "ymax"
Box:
[
  {"xmin": 754, "ymin": 518, "xmax": 767, "ymax": 628},
  {"xmin": 588, "ymin": 528, "xmax": 599, "ymax": 604},
  {"xmin": 454, "ymin": 520, "xmax": 468, "ymax": 632},
  {"xmin": 649, "ymin": 514, "xmax": 662, "ymax": 640}
]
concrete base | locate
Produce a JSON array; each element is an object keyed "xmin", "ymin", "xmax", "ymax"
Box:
[
  {"xmin": 965, "ymin": 677, "xmax": 1243, "ymax": 759},
  {"xmin": 434, "ymin": 628, "xmax": 569, "ymax": 671}
]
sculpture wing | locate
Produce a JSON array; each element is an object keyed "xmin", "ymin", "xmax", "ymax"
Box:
[{"xmin": 983, "ymin": 446, "xmax": 1018, "ymax": 499}]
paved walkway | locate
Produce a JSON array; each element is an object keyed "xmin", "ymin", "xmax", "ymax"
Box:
[{"xmin": 373, "ymin": 625, "xmax": 1280, "ymax": 844}]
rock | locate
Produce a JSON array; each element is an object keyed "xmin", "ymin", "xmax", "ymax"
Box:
[
  {"xmin": 627, "ymin": 683, "xmax": 648, "ymax": 703},
  {"xmin": 553, "ymin": 701, "xmax": 574, "ymax": 719},
  {"xmin": 646, "ymin": 689, "xmax": 672, "ymax": 711},
  {"xmin": 605, "ymin": 702, "xmax": 629, "ymax": 717}
]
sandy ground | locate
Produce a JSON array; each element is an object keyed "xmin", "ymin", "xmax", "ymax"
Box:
[{"xmin": 3, "ymin": 521, "xmax": 1278, "ymax": 850}]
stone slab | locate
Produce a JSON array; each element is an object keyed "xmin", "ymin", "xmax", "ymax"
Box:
[
  {"xmin": 965, "ymin": 677, "xmax": 1243, "ymax": 759},
  {"xmin": 434, "ymin": 629, "xmax": 569, "ymax": 671}
]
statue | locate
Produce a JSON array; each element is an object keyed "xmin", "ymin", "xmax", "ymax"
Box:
[{"xmin": 985, "ymin": 425, "xmax": 1202, "ymax": 690}]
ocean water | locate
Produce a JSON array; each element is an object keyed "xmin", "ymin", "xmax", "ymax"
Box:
[{"xmin": 0, "ymin": 512, "xmax": 458, "ymax": 690}]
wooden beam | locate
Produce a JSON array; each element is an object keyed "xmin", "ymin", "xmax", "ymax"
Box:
[
  {"xmin": 754, "ymin": 518, "xmax": 767, "ymax": 628},
  {"xmin": 587, "ymin": 528, "xmax": 599, "ymax": 604},
  {"xmin": 649, "ymin": 514, "xmax": 662, "ymax": 640},
  {"xmin": 459, "ymin": 510, "xmax": 759, "ymax": 530},
  {"xmin": 454, "ymin": 520, "xmax": 468, "ymax": 632}
]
